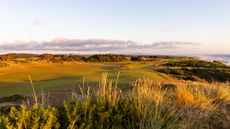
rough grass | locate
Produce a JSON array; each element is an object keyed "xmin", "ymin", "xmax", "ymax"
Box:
[{"xmin": 0, "ymin": 74, "xmax": 229, "ymax": 129}]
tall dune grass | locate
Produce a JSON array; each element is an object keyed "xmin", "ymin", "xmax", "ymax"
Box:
[{"xmin": 0, "ymin": 74, "xmax": 229, "ymax": 129}]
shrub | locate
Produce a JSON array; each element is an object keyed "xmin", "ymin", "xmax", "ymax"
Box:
[
  {"xmin": 0, "ymin": 55, "xmax": 15, "ymax": 61},
  {"xmin": 87, "ymin": 54, "xmax": 128, "ymax": 62},
  {"xmin": 40, "ymin": 54, "xmax": 54, "ymax": 61},
  {"xmin": 0, "ymin": 76, "xmax": 229, "ymax": 129},
  {"xmin": 0, "ymin": 105, "xmax": 60, "ymax": 129}
]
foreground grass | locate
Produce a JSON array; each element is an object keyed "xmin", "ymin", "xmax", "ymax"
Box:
[{"xmin": 0, "ymin": 74, "xmax": 229, "ymax": 129}]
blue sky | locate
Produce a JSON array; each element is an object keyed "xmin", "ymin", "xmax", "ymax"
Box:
[{"xmin": 0, "ymin": 0, "xmax": 229, "ymax": 54}]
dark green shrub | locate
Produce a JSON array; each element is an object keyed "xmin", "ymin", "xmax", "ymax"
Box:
[{"xmin": 87, "ymin": 54, "xmax": 128, "ymax": 62}]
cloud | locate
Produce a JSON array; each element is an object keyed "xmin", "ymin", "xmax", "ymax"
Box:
[
  {"xmin": 0, "ymin": 39, "xmax": 199, "ymax": 54},
  {"xmin": 32, "ymin": 20, "xmax": 42, "ymax": 26}
]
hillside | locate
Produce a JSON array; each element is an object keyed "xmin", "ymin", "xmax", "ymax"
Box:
[
  {"xmin": 0, "ymin": 54, "xmax": 229, "ymax": 129},
  {"xmin": 0, "ymin": 54, "xmax": 229, "ymax": 98}
]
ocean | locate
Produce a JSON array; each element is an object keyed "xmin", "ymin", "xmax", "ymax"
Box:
[{"xmin": 198, "ymin": 55, "xmax": 230, "ymax": 64}]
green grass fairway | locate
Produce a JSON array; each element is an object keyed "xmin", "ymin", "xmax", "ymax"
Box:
[{"xmin": 0, "ymin": 62, "xmax": 169, "ymax": 97}]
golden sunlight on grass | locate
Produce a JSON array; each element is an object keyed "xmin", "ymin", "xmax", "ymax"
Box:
[{"xmin": 0, "ymin": 74, "xmax": 229, "ymax": 129}]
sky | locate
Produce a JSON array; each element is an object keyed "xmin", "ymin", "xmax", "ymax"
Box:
[{"xmin": 0, "ymin": 0, "xmax": 229, "ymax": 55}]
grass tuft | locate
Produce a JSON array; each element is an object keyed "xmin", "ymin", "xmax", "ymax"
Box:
[{"xmin": 0, "ymin": 74, "xmax": 229, "ymax": 129}]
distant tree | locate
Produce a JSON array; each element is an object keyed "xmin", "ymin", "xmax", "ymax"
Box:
[
  {"xmin": 131, "ymin": 56, "xmax": 138, "ymax": 61},
  {"xmin": 0, "ymin": 54, "xmax": 15, "ymax": 61},
  {"xmin": 87, "ymin": 54, "xmax": 127, "ymax": 62},
  {"xmin": 40, "ymin": 54, "xmax": 54, "ymax": 61},
  {"xmin": 131, "ymin": 56, "xmax": 145, "ymax": 61}
]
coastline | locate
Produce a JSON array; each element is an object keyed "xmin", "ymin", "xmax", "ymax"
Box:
[{"xmin": 196, "ymin": 55, "xmax": 230, "ymax": 66}]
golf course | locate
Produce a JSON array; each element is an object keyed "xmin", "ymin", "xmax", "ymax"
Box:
[
  {"xmin": 0, "ymin": 60, "xmax": 170, "ymax": 98},
  {"xmin": 0, "ymin": 54, "xmax": 229, "ymax": 129}
]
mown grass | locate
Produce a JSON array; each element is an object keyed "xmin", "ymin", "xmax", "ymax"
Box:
[
  {"xmin": 0, "ymin": 62, "xmax": 168, "ymax": 98},
  {"xmin": 0, "ymin": 74, "xmax": 229, "ymax": 129}
]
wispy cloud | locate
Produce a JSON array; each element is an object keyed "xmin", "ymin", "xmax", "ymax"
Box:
[{"xmin": 0, "ymin": 39, "xmax": 199, "ymax": 54}]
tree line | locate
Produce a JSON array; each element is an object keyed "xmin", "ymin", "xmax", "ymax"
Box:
[
  {"xmin": 0, "ymin": 53, "xmax": 150, "ymax": 62},
  {"xmin": 0, "ymin": 53, "xmax": 186, "ymax": 62}
]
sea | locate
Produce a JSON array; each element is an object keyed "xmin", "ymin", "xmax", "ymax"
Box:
[{"xmin": 197, "ymin": 55, "xmax": 230, "ymax": 65}]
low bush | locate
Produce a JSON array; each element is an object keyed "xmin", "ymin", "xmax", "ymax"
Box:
[{"xmin": 87, "ymin": 54, "xmax": 128, "ymax": 62}]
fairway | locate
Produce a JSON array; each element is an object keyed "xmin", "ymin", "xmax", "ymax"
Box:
[{"xmin": 0, "ymin": 62, "xmax": 168, "ymax": 97}]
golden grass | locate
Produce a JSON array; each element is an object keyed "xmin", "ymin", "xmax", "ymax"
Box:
[
  {"xmin": 0, "ymin": 74, "xmax": 230, "ymax": 129},
  {"xmin": 175, "ymin": 84, "xmax": 214, "ymax": 109}
]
